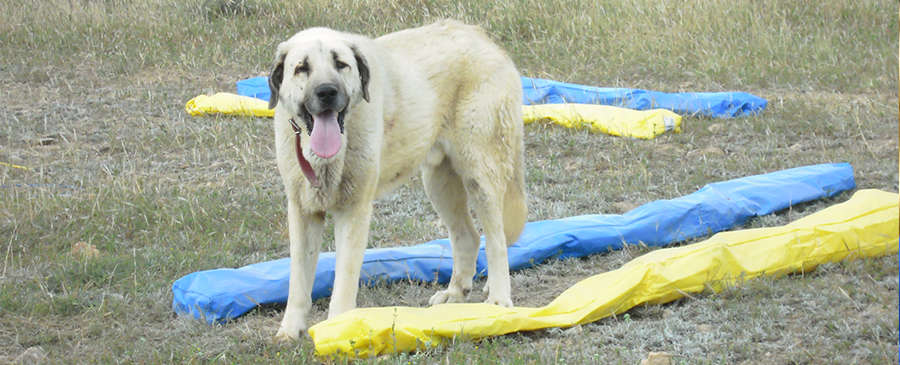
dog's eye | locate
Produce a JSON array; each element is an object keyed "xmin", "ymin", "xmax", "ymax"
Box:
[
  {"xmin": 294, "ymin": 64, "xmax": 309, "ymax": 75},
  {"xmin": 335, "ymin": 60, "xmax": 349, "ymax": 70}
]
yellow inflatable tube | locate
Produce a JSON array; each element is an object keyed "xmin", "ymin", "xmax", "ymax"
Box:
[
  {"xmin": 185, "ymin": 93, "xmax": 274, "ymax": 118},
  {"xmin": 522, "ymin": 103, "xmax": 682, "ymax": 139},
  {"xmin": 185, "ymin": 94, "xmax": 682, "ymax": 139},
  {"xmin": 309, "ymin": 189, "xmax": 899, "ymax": 358}
]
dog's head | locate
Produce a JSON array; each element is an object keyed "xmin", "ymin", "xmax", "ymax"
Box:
[{"xmin": 268, "ymin": 28, "xmax": 370, "ymax": 159}]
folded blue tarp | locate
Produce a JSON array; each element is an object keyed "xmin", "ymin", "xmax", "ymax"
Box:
[
  {"xmin": 172, "ymin": 163, "xmax": 854, "ymax": 324},
  {"xmin": 521, "ymin": 77, "xmax": 767, "ymax": 118},
  {"xmin": 236, "ymin": 76, "xmax": 271, "ymax": 102},
  {"xmin": 232, "ymin": 76, "xmax": 767, "ymax": 118}
]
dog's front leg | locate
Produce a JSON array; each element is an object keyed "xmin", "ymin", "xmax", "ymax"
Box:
[
  {"xmin": 275, "ymin": 200, "xmax": 325, "ymax": 341},
  {"xmin": 327, "ymin": 203, "xmax": 374, "ymax": 318}
]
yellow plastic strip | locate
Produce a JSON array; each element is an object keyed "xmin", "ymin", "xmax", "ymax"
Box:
[
  {"xmin": 522, "ymin": 103, "xmax": 682, "ymax": 139},
  {"xmin": 309, "ymin": 189, "xmax": 899, "ymax": 358},
  {"xmin": 184, "ymin": 93, "xmax": 274, "ymax": 118},
  {"xmin": 0, "ymin": 162, "xmax": 30, "ymax": 170},
  {"xmin": 185, "ymin": 94, "xmax": 682, "ymax": 139}
]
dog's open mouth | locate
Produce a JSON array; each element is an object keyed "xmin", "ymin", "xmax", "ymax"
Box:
[{"xmin": 301, "ymin": 108, "xmax": 345, "ymax": 159}]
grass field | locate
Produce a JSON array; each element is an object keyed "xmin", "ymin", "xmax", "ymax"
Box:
[{"xmin": 1, "ymin": 0, "xmax": 898, "ymax": 363}]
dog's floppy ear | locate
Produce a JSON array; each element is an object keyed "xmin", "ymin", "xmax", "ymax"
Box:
[
  {"xmin": 267, "ymin": 49, "xmax": 287, "ymax": 109},
  {"xmin": 350, "ymin": 45, "xmax": 370, "ymax": 103}
]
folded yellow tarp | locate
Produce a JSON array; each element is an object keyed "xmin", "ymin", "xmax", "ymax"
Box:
[
  {"xmin": 185, "ymin": 93, "xmax": 274, "ymax": 118},
  {"xmin": 522, "ymin": 103, "xmax": 682, "ymax": 139},
  {"xmin": 309, "ymin": 189, "xmax": 899, "ymax": 358},
  {"xmin": 185, "ymin": 94, "xmax": 682, "ymax": 139}
]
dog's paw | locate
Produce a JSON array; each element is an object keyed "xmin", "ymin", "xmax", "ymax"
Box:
[
  {"xmin": 484, "ymin": 294, "xmax": 513, "ymax": 308},
  {"xmin": 428, "ymin": 289, "xmax": 466, "ymax": 306},
  {"xmin": 273, "ymin": 327, "xmax": 309, "ymax": 343},
  {"xmin": 273, "ymin": 330, "xmax": 297, "ymax": 343}
]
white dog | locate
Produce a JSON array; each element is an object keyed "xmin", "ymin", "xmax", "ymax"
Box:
[{"xmin": 267, "ymin": 20, "xmax": 527, "ymax": 340}]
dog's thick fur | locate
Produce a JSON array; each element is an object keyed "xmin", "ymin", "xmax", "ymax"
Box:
[{"xmin": 268, "ymin": 20, "xmax": 527, "ymax": 340}]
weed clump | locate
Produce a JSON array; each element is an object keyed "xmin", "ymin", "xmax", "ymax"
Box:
[{"xmin": 201, "ymin": 0, "xmax": 259, "ymax": 19}]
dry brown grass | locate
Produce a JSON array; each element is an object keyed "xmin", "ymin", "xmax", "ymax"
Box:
[{"xmin": 1, "ymin": 0, "xmax": 897, "ymax": 363}]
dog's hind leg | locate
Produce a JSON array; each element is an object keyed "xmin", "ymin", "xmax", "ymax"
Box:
[
  {"xmin": 452, "ymin": 75, "xmax": 524, "ymax": 308},
  {"xmin": 424, "ymin": 157, "xmax": 481, "ymax": 305},
  {"xmin": 467, "ymin": 177, "xmax": 514, "ymax": 308}
]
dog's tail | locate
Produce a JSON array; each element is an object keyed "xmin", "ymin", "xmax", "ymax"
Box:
[
  {"xmin": 500, "ymin": 76, "xmax": 527, "ymax": 248},
  {"xmin": 501, "ymin": 99, "xmax": 528, "ymax": 248}
]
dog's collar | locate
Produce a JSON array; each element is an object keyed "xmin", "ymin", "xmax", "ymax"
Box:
[{"xmin": 289, "ymin": 117, "xmax": 321, "ymax": 188}]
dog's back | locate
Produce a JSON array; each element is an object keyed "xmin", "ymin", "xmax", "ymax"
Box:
[{"xmin": 377, "ymin": 20, "xmax": 520, "ymax": 115}]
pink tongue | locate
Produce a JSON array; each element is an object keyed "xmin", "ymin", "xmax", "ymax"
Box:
[{"xmin": 309, "ymin": 110, "xmax": 342, "ymax": 158}]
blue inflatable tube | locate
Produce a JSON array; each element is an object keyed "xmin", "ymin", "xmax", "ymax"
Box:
[
  {"xmin": 172, "ymin": 163, "xmax": 854, "ymax": 324},
  {"xmin": 521, "ymin": 77, "xmax": 767, "ymax": 118},
  {"xmin": 233, "ymin": 76, "xmax": 767, "ymax": 118}
]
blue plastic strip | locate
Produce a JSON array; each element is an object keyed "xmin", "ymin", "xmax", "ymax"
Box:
[
  {"xmin": 172, "ymin": 163, "xmax": 854, "ymax": 324},
  {"xmin": 521, "ymin": 77, "xmax": 767, "ymax": 118},
  {"xmin": 233, "ymin": 76, "xmax": 767, "ymax": 118}
]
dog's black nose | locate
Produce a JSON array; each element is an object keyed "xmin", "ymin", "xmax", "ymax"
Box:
[{"xmin": 315, "ymin": 84, "xmax": 339, "ymax": 105}]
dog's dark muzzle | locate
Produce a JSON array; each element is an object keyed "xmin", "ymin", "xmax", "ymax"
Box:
[{"xmin": 300, "ymin": 83, "xmax": 348, "ymax": 135}]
